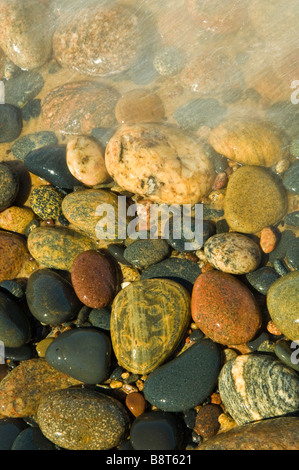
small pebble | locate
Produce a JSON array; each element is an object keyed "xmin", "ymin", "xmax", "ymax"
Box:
[
  {"xmin": 0, "ymin": 291, "xmax": 31, "ymax": 348},
  {"xmin": 21, "ymin": 99, "xmax": 42, "ymax": 121},
  {"xmin": 89, "ymin": 308, "xmax": 111, "ymax": 331},
  {"xmin": 246, "ymin": 266, "xmax": 280, "ymax": 295},
  {"xmin": 153, "ymin": 47, "xmax": 185, "ymax": 76},
  {"xmin": 282, "ymin": 160, "xmax": 299, "ymax": 194},
  {"xmin": 0, "ymin": 206, "xmax": 35, "ymax": 235},
  {"xmin": 194, "ymin": 404, "xmax": 222, "ymax": 439},
  {"xmin": 5, "ymin": 71, "xmax": 44, "ymax": 108},
  {"xmin": 260, "ymin": 227, "xmax": 277, "ymax": 253},
  {"xmin": 115, "ymin": 89, "xmax": 165, "ymax": 125},
  {"xmin": 123, "ymin": 239, "xmax": 170, "ymax": 269},
  {"xmin": 285, "ymin": 237, "xmax": 299, "ymax": 270},
  {"xmin": 274, "ymin": 340, "xmax": 299, "ymax": 372},
  {"xmin": 36, "ymin": 338, "xmax": 54, "ymax": 358},
  {"xmin": 125, "ymin": 392, "xmax": 146, "ymax": 418},
  {"xmin": 273, "ymin": 258, "xmax": 290, "ymax": 276},
  {"xmin": 269, "ymin": 230, "xmax": 296, "ymax": 266},
  {"xmin": 0, "ymin": 163, "xmax": 19, "ymax": 211},
  {"xmin": 11, "ymin": 131, "xmax": 58, "ymax": 161},
  {"xmin": 0, "ymin": 231, "xmax": 28, "ymax": 282},
  {"xmin": 285, "ymin": 211, "xmax": 299, "ymax": 227},
  {"xmin": 246, "ymin": 331, "xmax": 270, "ymax": 351},
  {"xmin": 30, "ymin": 186, "xmax": 64, "ymax": 220},
  {"xmin": 267, "ymin": 320, "xmax": 283, "ymax": 336}
]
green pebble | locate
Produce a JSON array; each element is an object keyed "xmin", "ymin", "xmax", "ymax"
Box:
[
  {"xmin": 274, "ymin": 340, "xmax": 299, "ymax": 372},
  {"xmin": 124, "ymin": 239, "xmax": 170, "ymax": 269}
]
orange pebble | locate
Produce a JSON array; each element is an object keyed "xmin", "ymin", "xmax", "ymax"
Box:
[
  {"xmin": 125, "ymin": 392, "xmax": 146, "ymax": 417},
  {"xmin": 267, "ymin": 320, "xmax": 282, "ymax": 336},
  {"xmin": 260, "ymin": 227, "xmax": 277, "ymax": 253},
  {"xmin": 201, "ymin": 262, "xmax": 215, "ymax": 273}
]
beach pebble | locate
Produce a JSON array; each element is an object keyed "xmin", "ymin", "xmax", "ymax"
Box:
[
  {"xmin": 37, "ymin": 388, "xmax": 129, "ymax": 450},
  {"xmin": 5, "ymin": 71, "xmax": 44, "ymax": 109},
  {"xmin": 282, "ymin": 160, "xmax": 299, "ymax": 194},
  {"xmin": 285, "ymin": 211, "xmax": 299, "ymax": 227},
  {"xmin": 110, "ymin": 279, "xmax": 190, "ymax": 374},
  {"xmin": 105, "ymin": 123, "xmax": 214, "ymax": 205},
  {"xmin": 191, "ymin": 271, "xmax": 262, "ymax": 345},
  {"xmin": 0, "ymin": 105, "xmax": 22, "ymax": 143},
  {"xmin": 123, "ymin": 239, "xmax": 170, "ymax": 269},
  {"xmin": 143, "ymin": 338, "xmax": 221, "ymax": 412},
  {"xmin": 224, "ymin": 166, "xmax": 287, "ymax": 233},
  {"xmin": 194, "ymin": 404, "xmax": 222, "ymax": 439},
  {"xmin": 204, "ymin": 232, "xmax": 261, "ymax": 275},
  {"xmin": 11, "ymin": 427, "xmax": 56, "ymax": 451},
  {"xmin": 22, "ymin": 99, "xmax": 41, "ymax": 122},
  {"xmin": 0, "ymin": 231, "xmax": 28, "ymax": 282},
  {"xmin": 0, "ymin": 206, "xmax": 34, "ymax": 235},
  {"xmin": 218, "ymin": 354, "xmax": 299, "ymax": 425},
  {"xmin": 125, "ymin": 392, "xmax": 146, "ymax": 418},
  {"xmin": 269, "ymin": 230, "xmax": 296, "ymax": 265},
  {"xmin": 246, "ymin": 267, "xmax": 280, "ymax": 295},
  {"xmin": 260, "ymin": 227, "xmax": 278, "ymax": 253},
  {"xmin": 30, "ymin": 186, "xmax": 63, "ymax": 220},
  {"xmin": 0, "ymin": 291, "xmax": 31, "ymax": 348},
  {"xmin": 285, "ymin": 238, "xmax": 299, "ymax": 270},
  {"xmin": 66, "ymin": 136, "xmax": 109, "ymax": 186},
  {"xmin": 89, "ymin": 308, "xmax": 111, "ymax": 331},
  {"xmin": 174, "ymin": 98, "xmax": 227, "ymax": 131},
  {"xmin": 153, "ymin": 47, "xmax": 185, "ymax": 76},
  {"xmin": 71, "ymin": 250, "xmax": 117, "ymax": 309},
  {"xmin": 11, "ymin": 131, "xmax": 58, "ymax": 161},
  {"xmin": 0, "ymin": 163, "xmax": 19, "ymax": 211},
  {"xmin": 115, "ymin": 89, "xmax": 165, "ymax": 125}
]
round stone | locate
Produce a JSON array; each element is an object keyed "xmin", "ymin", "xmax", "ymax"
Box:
[
  {"xmin": 110, "ymin": 279, "xmax": 191, "ymax": 374},
  {"xmin": 123, "ymin": 239, "xmax": 170, "ymax": 270},
  {"xmin": 224, "ymin": 166, "xmax": 287, "ymax": 233},
  {"xmin": 45, "ymin": 327, "xmax": 111, "ymax": 384},
  {"xmin": 0, "ymin": 104, "xmax": 23, "ymax": 143},
  {"xmin": 66, "ymin": 136, "xmax": 109, "ymax": 186},
  {"xmin": 285, "ymin": 238, "xmax": 299, "ymax": 270},
  {"xmin": 274, "ymin": 340, "xmax": 299, "ymax": 372},
  {"xmin": 0, "ymin": 291, "xmax": 31, "ymax": 348},
  {"xmin": 125, "ymin": 392, "xmax": 146, "ymax": 418},
  {"xmin": 282, "ymin": 160, "xmax": 299, "ymax": 194},
  {"xmin": 191, "ymin": 271, "xmax": 262, "ymax": 345},
  {"xmin": 26, "ymin": 268, "xmax": 81, "ymax": 325},
  {"xmin": 0, "ymin": 163, "xmax": 19, "ymax": 211},
  {"xmin": 246, "ymin": 267, "xmax": 280, "ymax": 295},
  {"xmin": 37, "ymin": 388, "xmax": 129, "ymax": 450},
  {"xmin": 11, "ymin": 427, "xmax": 56, "ymax": 450},
  {"xmin": 267, "ymin": 271, "xmax": 299, "ymax": 342},
  {"xmin": 30, "ymin": 186, "xmax": 64, "ymax": 220},
  {"xmin": 11, "ymin": 131, "xmax": 58, "ymax": 161},
  {"xmin": 0, "ymin": 206, "xmax": 35, "ymax": 235},
  {"xmin": 0, "ymin": 231, "xmax": 28, "ymax": 282},
  {"xmin": 194, "ymin": 404, "xmax": 222, "ymax": 439},
  {"xmin": 5, "ymin": 71, "xmax": 44, "ymax": 109},
  {"xmin": 204, "ymin": 232, "xmax": 261, "ymax": 275},
  {"xmin": 0, "ymin": 418, "xmax": 27, "ymax": 450},
  {"xmin": 218, "ymin": 354, "xmax": 299, "ymax": 425},
  {"xmin": 105, "ymin": 123, "xmax": 215, "ymax": 205},
  {"xmin": 115, "ymin": 89, "xmax": 165, "ymax": 125},
  {"xmin": 71, "ymin": 250, "xmax": 117, "ymax": 309},
  {"xmin": 153, "ymin": 47, "xmax": 185, "ymax": 76},
  {"xmin": 269, "ymin": 230, "xmax": 296, "ymax": 266},
  {"xmin": 89, "ymin": 308, "xmax": 111, "ymax": 331},
  {"xmin": 143, "ymin": 338, "xmax": 222, "ymax": 412}
]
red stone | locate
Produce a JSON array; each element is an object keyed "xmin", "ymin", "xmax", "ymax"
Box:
[{"xmin": 191, "ymin": 272, "xmax": 262, "ymax": 345}]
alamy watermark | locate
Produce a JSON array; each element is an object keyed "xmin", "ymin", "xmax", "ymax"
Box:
[
  {"xmin": 0, "ymin": 81, "xmax": 4, "ymax": 104},
  {"xmin": 291, "ymin": 80, "xmax": 299, "ymax": 105},
  {"xmin": 0, "ymin": 341, "xmax": 4, "ymax": 364}
]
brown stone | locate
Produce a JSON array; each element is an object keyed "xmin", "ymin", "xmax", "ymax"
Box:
[
  {"xmin": 0, "ymin": 231, "xmax": 28, "ymax": 282},
  {"xmin": 194, "ymin": 404, "xmax": 222, "ymax": 439},
  {"xmin": 115, "ymin": 89, "xmax": 165, "ymax": 125},
  {"xmin": 125, "ymin": 392, "xmax": 146, "ymax": 418}
]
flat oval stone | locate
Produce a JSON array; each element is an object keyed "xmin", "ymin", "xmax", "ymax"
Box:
[
  {"xmin": 282, "ymin": 157, "xmax": 299, "ymax": 194},
  {"xmin": 71, "ymin": 250, "xmax": 117, "ymax": 309},
  {"xmin": 45, "ymin": 328, "xmax": 111, "ymax": 384},
  {"xmin": 218, "ymin": 354, "xmax": 299, "ymax": 425},
  {"xmin": 267, "ymin": 271, "xmax": 299, "ymax": 341},
  {"xmin": 26, "ymin": 269, "xmax": 81, "ymax": 325},
  {"xmin": 123, "ymin": 239, "xmax": 170, "ymax": 269},
  {"xmin": 30, "ymin": 186, "xmax": 63, "ymax": 220},
  {"xmin": 110, "ymin": 279, "xmax": 191, "ymax": 374},
  {"xmin": 0, "ymin": 231, "xmax": 28, "ymax": 282},
  {"xmin": 11, "ymin": 427, "xmax": 56, "ymax": 450},
  {"xmin": 143, "ymin": 338, "xmax": 222, "ymax": 412},
  {"xmin": 0, "ymin": 163, "xmax": 19, "ymax": 210},
  {"xmin": 286, "ymin": 237, "xmax": 299, "ymax": 270},
  {"xmin": 27, "ymin": 226, "xmax": 97, "ymax": 271},
  {"xmin": 66, "ymin": 136, "xmax": 109, "ymax": 186},
  {"xmin": 198, "ymin": 417, "xmax": 299, "ymax": 450},
  {"xmin": 37, "ymin": 388, "xmax": 129, "ymax": 450},
  {"xmin": 0, "ymin": 206, "xmax": 35, "ymax": 235},
  {"xmin": 204, "ymin": 232, "xmax": 261, "ymax": 274},
  {"xmin": 11, "ymin": 131, "xmax": 58, "ymax": 161},
  {"xmin": 224, "ymin": 166, "xmax": 287, "ymax": 233},
  {"xmin": 42, "ymin": 81, "xmax": 119, "ymax": 134},
  {"xmin": 246, "ymin": 266, "xmax": 280, "ymax": 295},
  {"xmin": 105, "ymin": 123, "xmax": 215, "ymax": 205},
  {"xmin": 0, "ymin": 291, "xmax": 31, "ymax": 348},
  {"xmin": 0, "ymin": 418, "xmax": 27, "ymax": 450},
  {"xmin": 191, "ymin": 272, "xmax": 262, "ymax": 345},
  {"xmin": 115, "ymin": 89, "xmax": 165, "ymax": 125},
  {"xmin": 0, "ymin": 104, "xmax": 23, "ymax": 143}
]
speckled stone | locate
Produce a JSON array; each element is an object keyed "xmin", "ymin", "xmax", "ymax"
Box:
[
  {"xmin": 267, "ymin": 271, "xmax": 299, "ymax": 342},
  {"xmin": 259, "ymin": 226, "xmax": 278, "ymax": 254},
  {"xmin": 218, "ymin": 354, "xmax": 299, "ymax": 425},
  {"xmin": 0, "ymin": 163, "xmax": 19, "ymax": 211},
  {"xmin": 191, "ymin": 272, "xmax": 262, "ymax": 345},
  {"xmin": 0, "ymin": 231, "xmax": 28, "ymax": 282},
  {"xmin": 198, "ymin": 417, "xmax": 299, "ymax": 450},
  {"xmin": 0, "ymin": 291, "xmax": 31, "ymax": 348},
  {"xmin": 30, "ymin": 186, "xmax": 64, "ymax": 220},
  {"xmin": 194, "ymin": 404, "xmax": 222, "ymax": 439},
  {"xmin": 42, "ymin": 81, "xmax": 119, "ymax": 134},
  {"xmin": 246, "ymin": 266, "xmax": 280, "ymax": 295},
  {"xmin": 0, "ymin": 0, "xmax": 53, "ymax": 69},
  {"xmin": 224, "ymin": 166, "xmax": 287, "ymax": 233},
  {"xmin": 105, "ymin": 123, "xmax": 215, "ymax": 205},
  {"xmin": 204, "ymin": 232, "xmax": 261, "ymax": 275},
  {"xmin": 0, "ymin": 206, "xmax": 35, "ymax": 235},
  {"xmin": 5, "ymin": 71, "xmax": 44, "ymax": 108},
  {"xmin": 27, "ymin": 226, "xmax": 97, "ymax": 270},
  {"xmin": 282, "ymin": 160, "xmax": 299, "ymax": 194},
  {"xmin": 26, "ymin": 268, "xmax": 81, "ymax": 325},
  {"xmin": 11, "ymin": 131, "xmax": 58, "ymax": 161},
  {"xmin": 22, "ymin": 99, "xmax": 41, "ymax": 121},
  {"xmin": 37, "ymin": 388, "xmax": 129, "ymax": 450},
  {"xmin": 71, "ymin": 250, "xmax": 117, "ymax": 309},
  {"xmin": 0, "ymin": 104, "xmax": 23, "ymax": 143},
  {"xmin": 115, "ymin": 89, "xmax": 165, "ymax": 125},
  {"xmin": 123, "ymin": 239, "xmax": 170, "ymax": 270},
  {"xmin": 143, "ymin": 338, "xmax": 221, "ymax": 412},
  {"xmin": 110, "ymin": 279, "xmax": 191, "ymax": 374},
  {"xmin": 286, "ymin": 237, "xmax": 299, "ymax": 270},
  {"xmin": 153, "ymin": 47, "xmax": 185, "ymax": 77},
  {"xmin": 0, "ymin": 359, "xmax": 80, "ymax": 418}
]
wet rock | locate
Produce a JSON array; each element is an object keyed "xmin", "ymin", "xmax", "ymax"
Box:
[
  {"xmin": 0, "ymin": 231, "xmax": 28, "ymax": 282},
  {"xmin": 174, "ymin": 98, "xmax": 227, "ymax": 131},
  {"xmin": 0, "ymin": 291, "xmax": 31, "ymax": 347},
  {"xmin": 88, "ymin": 308, "xmax": 111, "ymax": 331},
  {"xmin": 11, "ymin": 427, "xmax": 56, "ymax": 450},
  {"xmin": 246, "ymin": 266, "xmax": 280, "ymax": 295},
  {"xmin": 194, "ymin": 404, "xmax": 222, "ymax": 439},
  {"xmin": 153, "ymin": 47, "xmax": 185, "ymax": 77},
  {"xmin": 285, "ymin": 211, "xmax": 299, "ymax": 227},
  {"xmin": 22, "ymin": 99, "xmax": 42, "ymax": 122},
  {"xmin": 125, "ymin": 392, "xmax": 146, "ymax": 418},
  {"xmin": 123, "ymin": 239, "xmax": 170, "ymax": 269},
  {"xmin": 115, "ymin": 89, "xmax": 165, "ymax": 125},
  {"xmin": 5, "ymin": 71, "xmax": 44, "ymax": 108},
  {"xmin": 285, "ymin": 238, "xmax": 299, "ymax": 270},
  {"xmin": 11, "ymin": 131, "xmax": 58, "ymax": 161},
  {"xmin": 269, "ymin": 230, "xmax": 296, "ymax": 266},
  {"xmin": 260, "ymin": 227, "xmax": 278, "ymax": 253},
  {"xmin": 282, "ymin": 160, "xmax": 299, "ymax": 194},
  {"xmin": 30, "ymin": 186, "xmax": 64, "ymax": 220},
  {"xmin": 0, "ymin": 163, "xmax": 19, "ymax": 211},
  {"xmin": 0, "ymin": 104, "xmax": 22, "ymax": 143},
  {"xmin": 0, "ymin": 206, "xmax": 35, "ymax": 235},
  {"xmin": 0, "ymin": 418, "xmax": 27, "ymax": 450}
]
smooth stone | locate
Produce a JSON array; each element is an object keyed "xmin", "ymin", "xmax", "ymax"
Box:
[
  {"xmin": 27, "ymin": 226, "xmax": 97, "ymax": 271},
  {"xmin": 269, "ymin": 230, "xmax": 296, "ymax": 265},
  {"xmin": 282, "ymin": 160, "xmax": 299, "ymax": 194},
  {"xmin": 266, "ymin": 101, "xmax": 299, "ymax": 139},
  {"xmin": 11, "ymin": 131, "xmax": 58, "ymax": 161},
  {"xmin": 209, "ymin": 118, "xmax": 289, "ymax": 167},
  {"xmin": 45, "ymin": 328, "xmax": 111, "ymax": 384},
  {"xmin": 285, "ymin": 238, "xmax": 299, "ymax": 270},
  {"xmin": 0, "ymin": 291, "xmax": 31, "ymax": 348},
  {"xmin": 11, "ymin": 427, "xmax": 56, "ymax": 450},
  {"xmin": 0, "ymin": 231, "xmax": 28, "ymax": 282},
  {"xmin": 206, "ymin": 148, "xmax": 229, "ymax": 174},
  {"xmin": 5, "ymin": 71, "xmax": 44, "ymax": 108},
  {"xmin": 273, "ymin": 258, "xmax": 290, "ymax": 277},
  {"xmin": 246, "ymin": 331, "xmax": 270, "ymax": 352},
  {"xmin": 174, "ymin": 98, "xmax": 227, "ymax": 131},
  {"xmin": 0, "ymin": 358, "xmax": 80, "ymax": 418},
  {"xmin": 140, "ymin": 257, "xmax": 201, "ymax": 293},
  {"xmin": 110, "ymin": 279, "xmax": 191, "ymax": 374},
  {"xmin": 204, "ymin": 232, "xmax": 261, "ymax": 275},
  {"xmin": 143, "ymin": 338, "xmax": 222, "ymax": 412},
  {"xmin": 107, "ymin": 244, "xmax": 132, "ymax": 266},
  {"xmin": 0, "ymin": 105, "xmax": 22, "ymax": 143},
  {"xmin": 125, "ymin": 392, "xmax": 146, "ymax": 418},
  {"xmin": 36, "ymin": 337, "xmax": 54, "ymax": 358},
  {"xmin": 274, "ymin": 340, "xmax": 299, "ymax": 372},
  {"xmin": 267, "ymin": 271, "xmax": 299, "ymax": 341},
  {"xmin": 0, "ymin": 163, "xmax": 19, "ymax": 211},
  {"xmin": 191, "ymin": 272, "xmax": 262, "ymax": 345},
  {"xmin": 0, "ymin": 0, "xmax": 53, "ymax": 69},
  {"xmin": 246, "ymin": 267, "xmax": 280, "ymax": 295},
  {"xmin": 66, "ymin": 135, "xmax": 109, "ymax": 186},
  {"xmin": 123, "ymin": 239, "xmax": 170, "ymax": 269},
  {"xmin": 22, "ymin": 99, "xmax": 42, "ymax": 121},
  {"xmin": 0, "ymin": 418, "xmax": 27, "ymax": 450},
  {"xmin": 0, "ymin": 206, "xmax": 35, "ymax": 235},
  {"xmin": 218, "ymin": 354, "xmax": 299, "ymax": 425},
  {"xmin": 198, "ymin": 417, "xmax": 299, "ymax": 450},
  {"xmin": 194, "ymin": 404, "xmax": 222, "ymax": 439},
  {"xmin": 290, "ymin": 137, "xmax": 299, "ymax": 157},
  {"xmin": 30, "ymin": 186, "xmax": 64, "ymax": 220},
  {"xmin": 0, "ymin": 280, "xmax": 25, "ymax": 300},
  {"xmin": 105, "ymin": 123, "xmax": 215, "ymax": 205},
  {"xmin": 115, "ymin": 89, "xmax": 165, "ymax": 125},
  {"xmin": 5, "ymin": 345, "xmax": 34, "ymax": 361},
  {"xmin": 153, "ymin": 46, "xmax": 185, "ymax": 76},
  {"xmin": 224, "ymin": 166, "xmax": 287, "ymax": 233},
  {"xmin": 37, "ymin": 388, "xmax": 129, "ymax": 450},
  {"xmin": 42, "ymin": 81, "xmax": 119, "ymax": 134},
  {"xmin": 24, "ymin": 145, "xmax": 82, "ymax": 190},
  {"xmin": 285, "ymin": 211, "xmax": 299, "ymax": 227},
  {"xmin": 26, "ymin": 268, "xmax": 81, "ymax": 325},
  {"xmin": 71, "ymin": 250, "xmax": 117, "ymax": 309},
  {"xmin": 167, "ymin": 218, "xmax": 214, "ymax": 253},
  {"xmin": 130, "ymin": 412, "xmax": 184, "ymax": 450},
  {"xmin": 89, "ymin": 308, "xmax": 111, "ymax": 331}
]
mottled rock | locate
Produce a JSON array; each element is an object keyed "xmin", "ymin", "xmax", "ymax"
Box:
[
  {"xmin": 37, "ymin": 388, "xmax": 129, "ymax": 450},
  {"xmin": 11, "ymin": 131, "xmax": 58, "ymax": 161},
  {"xmin": 123, "ymin": 239, "xmax": 170, "ymax": 270},
  {"xmin": 285, "ymin": 238, "xmax": 299, "ymax": 270},
  {"xmin": 30, "ymin": 186, "xmax": 63, "ymax": 220},
  {"xmin": 218, "ymin": 354, "xmax": 299, "ymax": 425},
  {"xmin": 224, "ymin": 166, "xmax": 287, "ymax": 233},
  {"xmin": 269, "ymin": 230, "xmax": 296, "ymax": 266},
  {"xmin": 5, "ymin": 71, "xmax": 44, "ymax": 108},
  {"xmin": 0, "ymin": 291, "xmax": 31, "ymax": 348},
  {"xmin": 0, "ymin": 163, "xmax": 19, "ymax": 211},
  {"xmin": 0, "ymin": 105, "xmax": 22, "ymax": 143},
  {"xmin": 191, "ymin": 272, "xmax": 262, "ymax": 345},
  {"xmin": 0, "ymin": 206, "xmax": 35, "ymax": 235},
  {"xmin": 194, "ymin": 404, "xmax": 222, "ymax": 439},
  {"xmin": 105, "ymin": 123, "xmax": 215, "ymax": 205},
  {"xmin": 260, "ymin": 227, "xmax": 278, "ymax": 253},
  {"xmin": 153, "ymin": 47, "xmax": 185, "ymax": 77},
  {"xmin": 115, "ymin": 89, "xmax": 165, "ymax": 125},
  {"xmin": 0, "ymin": 231, "xmax": 28, "ymax": 282},
  {"xmin": 285, "ymin": 211, "xmax": 299, "ymax": 227}
]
